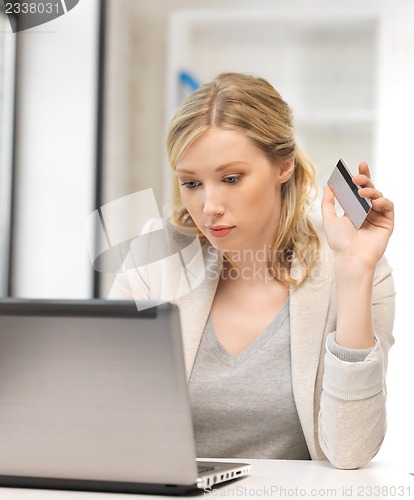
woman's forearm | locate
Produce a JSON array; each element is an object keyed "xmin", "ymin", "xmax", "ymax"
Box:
[{"xmin": 334, "ymin": 257, "xmax": 376, "ymax": 349}]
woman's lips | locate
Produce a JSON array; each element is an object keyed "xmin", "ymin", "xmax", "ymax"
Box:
[{"xmin": 207, "ymin": 226, "xmax": 235, "ymax": 238}]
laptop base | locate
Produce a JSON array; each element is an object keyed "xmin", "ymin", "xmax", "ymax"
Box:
[{"xmin": 0, "ymin": 474, "xmax": 204, "ymax": 496}]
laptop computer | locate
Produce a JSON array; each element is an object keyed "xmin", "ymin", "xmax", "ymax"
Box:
[{"xmin": 0, "ymin": 299, "xmax": 250, "ymax": 494}]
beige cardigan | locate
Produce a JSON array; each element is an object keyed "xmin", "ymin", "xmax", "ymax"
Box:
[{"xmin": 109, "ymin": 218, "xmax": 395, "ymax": 469}]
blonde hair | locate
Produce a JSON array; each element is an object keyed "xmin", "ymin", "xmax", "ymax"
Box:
[{"xmin": 166, "ymin": 72, "xmax": 320, "ymax": 287}]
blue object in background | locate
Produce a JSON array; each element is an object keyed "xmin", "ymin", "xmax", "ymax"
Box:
[{"xmin": 179, "ymin": 71, "xmax": 200, "ymax": 92}]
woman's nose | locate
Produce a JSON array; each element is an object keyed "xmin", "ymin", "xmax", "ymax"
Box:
[{"xmin": 202, "ymin": 188, "xmax": 225, "ymax": 217}]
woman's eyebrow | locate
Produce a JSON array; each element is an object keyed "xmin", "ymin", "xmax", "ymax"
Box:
[{"xmin": 176, "ymin": 161, "xmax": 248, "ymax": 175}]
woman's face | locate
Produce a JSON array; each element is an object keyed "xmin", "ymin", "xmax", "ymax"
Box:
[{"xmin": 175, "ymin": 127, "xmax": 294, "ymax": 257}]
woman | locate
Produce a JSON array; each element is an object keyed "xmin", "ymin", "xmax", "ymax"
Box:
[{"xmin": 109, "ymin": 73, "xmax": 395, "ymax": 469}]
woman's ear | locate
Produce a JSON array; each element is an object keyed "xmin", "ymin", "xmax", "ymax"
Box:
[{"xmin": 279, "ymin": 158, "xmax": 295, "ymax": 184}]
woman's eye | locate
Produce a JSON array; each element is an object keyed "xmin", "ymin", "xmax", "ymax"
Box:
[
  {"xmin": 223, "ymin": 176, "xmax": 240, "ymax": 184},
  {"xmin": 181, "ymin": 180, "xmax": 200, "ymax": 189}
]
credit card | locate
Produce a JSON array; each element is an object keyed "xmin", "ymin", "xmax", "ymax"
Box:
[{"xmin": 327, "ymin": 158, "xmax": 372, "ymax": 229}]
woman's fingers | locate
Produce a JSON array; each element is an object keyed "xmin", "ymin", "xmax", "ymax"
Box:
[
  {"xmin": 371, "ymin": 196, "xmax": 394, "ymax": 213},
  {"xmin": 358, "ymin": 161, "xmax": 371, "ymax": 177},
  {"xmin": 353, "ymin": 175, "xmax": 375, "ymax": 188},
  {"xmin": 358, "ymin": 187, "xmax": 383, "ymax": 200},
  {"xmin": 353, "ymin": 162, "xmax": 374, "ymax": 188},
  {"xmin": 358, "ymin": 185, "xmax": 393, "ymax": 212}
]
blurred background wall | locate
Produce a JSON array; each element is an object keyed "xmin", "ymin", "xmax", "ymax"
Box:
[
  {"xmin": 0, "ymin": 0, "xmax": 413, "ymax": 472},
  {"xmin": 0, "ymin": 0, "xmax": 100, "ymax": 298}
]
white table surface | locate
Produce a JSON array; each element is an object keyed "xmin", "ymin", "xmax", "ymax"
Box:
[{"xmin": 0, "ymin": 459, "xmax": 413, "ymax": 499}]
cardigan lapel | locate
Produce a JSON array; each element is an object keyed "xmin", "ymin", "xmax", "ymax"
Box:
[
  {"xmin": 289, "ymin": 239, "xmax": 334, "ymax": 459},
  {"xmin": 176, "ymin": 245, "xmax": 222, "ymax": 381}
]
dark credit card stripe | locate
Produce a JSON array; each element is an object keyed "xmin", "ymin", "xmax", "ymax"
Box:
[{"xmin": 336, "ymin": 160, "xmax": 371, "ymax": 213}]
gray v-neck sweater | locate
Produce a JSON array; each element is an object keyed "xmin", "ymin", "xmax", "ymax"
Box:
[{"xmin": 188, "ymin": 299, "xmax": 311, "ymax": 460}]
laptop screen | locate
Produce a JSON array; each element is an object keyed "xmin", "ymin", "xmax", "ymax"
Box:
[{"xmin": 0, "ymin": 299, "xmax": 198, "ymax": 487}]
